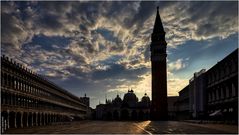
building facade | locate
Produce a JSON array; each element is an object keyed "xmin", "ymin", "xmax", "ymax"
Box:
[
  {"xmin": 1, "ymin": 55, "xmax": 89, "ymax": 133},
  {"xmin": 206, "ymin": 49, "xmax": 238, "ymax": 122},
  {"xmin": 167, "ymin": 96, "xmax": 178, "ymax": 120},
  {"xmin": 150, "ymin": 7, "xmax": 168, "ymax": 120},
  {"xmin": 95, "ymin": 90, "xmax": 150, "ymax": 120},
  {"xmin": 189, "ymin": 69, "xmax": 207, "ymax": 119},
  {"xmin": 175, "ymin": 85, "xmax": 190, "ymax": 120},
  {"xmin": 175, "ymin": 49, "xmax": 238, "ymax": 122}
]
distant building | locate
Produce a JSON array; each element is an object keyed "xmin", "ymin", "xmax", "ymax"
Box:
[
  {"xmin": 206, "ymin": 49, "xmax": 238, "ymax": 122},
  {"xmin": 80, "ymin": 94, "xmax": 90, "ymax": 107},
  {"xmin": 175, "ymin": 85, "xmax": 190, "ymax": 120},
  {"xmin": 189, "ymin": 69, "xmax": 207, "ymax": 119},
  {"xmin": 167, "ymin": 96, "xmax": 178, "ymax": 120},
  {"xmin": 95, "ymin": 89, "xmax": 150, "ymax": 120},
  {"xmin": 80, "ymin": 94, "xmax": 91, "ymax": 119}
]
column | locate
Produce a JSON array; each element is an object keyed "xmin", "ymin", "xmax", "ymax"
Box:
[
  {"xmin": 14, "ymin": 113, "xmax": 17, "ymax": 128},
  {"xmin": 45, "ymin": 114, "xmax": 48, "ymax": 125},
  {"xmin": 1, "ymin": 115, "xmax": 4, "ymax": 133},
  {"xmin": 7, "ymin": 112, "xmax": 9, "ymax": 129},
  {"xmin": 49, "ymin": 114, "xmax": 52, "ymax": 123},
  {"xmin": 26, "ymin": 113, "xmax": 29, "ymax": 127},
  {"xmin": 35, "ymin": 113, "xmax": 38, "ymax": 126},
  {"xmin": 20, "ymin": 112, "xmax": 23, "ymax": 128},
  {"xmin": 31, "ymin": 113, "xmax": 34, "ymax": 127}
]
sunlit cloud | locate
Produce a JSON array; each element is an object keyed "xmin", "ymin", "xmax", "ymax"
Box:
[{"xmin": 1, "ymin": 1, "xmax": 238, "ymax": 108}]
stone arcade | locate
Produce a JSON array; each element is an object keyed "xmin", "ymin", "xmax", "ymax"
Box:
[{"xmin": 1, "ymin": 55, "xmax": 89, "ymax": 133}]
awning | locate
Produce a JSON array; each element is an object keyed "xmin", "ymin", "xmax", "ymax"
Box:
[{"xmin": 209, "ymin": 110, "xmax": 222, "ymax": 116}]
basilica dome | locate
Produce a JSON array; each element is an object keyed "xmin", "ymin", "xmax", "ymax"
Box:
[
  {"xmin": 123, "ymin": 89, "xmax": 138, "ymax": 104},
  {"xmin": 112, "ymin": 94, "xmax": 122, "ymax": 106},
  {"xmin": 141, "ymin": 93, "xmax": 150, "ymax": 103}
]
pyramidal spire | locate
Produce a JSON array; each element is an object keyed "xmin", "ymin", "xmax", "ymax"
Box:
[{"xmin": 153, "ymin": 6, "xmax": 165, "ymax": 34}]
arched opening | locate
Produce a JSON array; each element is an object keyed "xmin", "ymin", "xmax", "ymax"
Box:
[
  {"xmin": 121, "ymin": 109, "xmax": 129, "ymax": 120},
  {"xmin": 113, "ymin": 110, "xmax": 119, "ymax": 120},
  {"xmin": 41, "ymin": 113, "xmax": 45, "ymax": 125},
  {"xmin": 22, "ymin": 112, "xmax": 28, "ymax": 127},
  {"xmin": 138, "ymin": 111, "xmax": 144, "ymax": 120},
  {"xmin": 33, "ymin": 112, "xmax": 37, "ymax": 126},
  {"xmin": 131, "ymin": 110, "xmax": 138, "ymax": 120},
  {"xmin": 145, "ymin": 111, "xmax": 150, "ymax": 120},
  {"xmin": 9, "ymin": 111, "xmax": 16, "ymax": 128},
  {"xmin": 106, "ymin": 112, "xmax": 112, "ymax": 120},
  {"xmin": 44, "ymin": 114, "xmax": 48, "ymax": 125},
  {"xmin": 16, "ymin": 112, "xmax": 22, "ymax": 128},
  {"xmin": 28, "ymin": 112, "xmax": 33, "ymax": 127}
]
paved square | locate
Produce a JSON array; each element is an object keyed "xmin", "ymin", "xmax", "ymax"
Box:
[{"xmin": 5, "ymin": 121, "xmax": 238, "ymax": 134}]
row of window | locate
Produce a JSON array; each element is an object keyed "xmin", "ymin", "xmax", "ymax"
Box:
[
  {"xmin": 2, "ymin": 73, "xmax": 50, "ymax": 96},
  {"xmin": 1, "ymin": 72, "xmax": 86, "ymax": 110},
  {"xmin": 1, "ymin": 92, "xmax": 86, "ymax": 114},
  {"xmin": 207, "ymin": 60, "xmax": 237, "ymax": 84},
  {"xmin": 208, "ymin": 83, "xmax": 237, "ymax": 102}
]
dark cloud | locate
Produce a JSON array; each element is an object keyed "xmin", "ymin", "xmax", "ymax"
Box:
[
  {"xmin": 187, "ymin": 1, "xmax": 238, "ymax": 38},
  {"xmin": 1, "ymin": 12, "xmax": 26, "ymax": 49},
  {"xmin": 1, "ymin": 1, "xmax": 238, "ymax": 108},
  {"xmin": 92, "ymin": 63, "xmax": 149, "ymax": 81}
]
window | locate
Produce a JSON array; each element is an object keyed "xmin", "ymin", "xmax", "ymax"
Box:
[
  {"xmin": 226, "ymin": 64, "xmax": 230, "ymax": 75},
  {"xmin": 212, "ymin": 91, "xmax": 215, "ymax": 101},
  {"xmin": 208, "ymin": 93, "xmax": 211, "ymax": 102},
  {"xmin": 13, "ymin": 79, "xmax": 17, "ymax": 89},
  {"xmin": 226, "ymin": 86, "xmax": 229, "ymax": 98},
  {"xmin": 216, "ymin": 89, "xmax": 219, "ymax": 100},
  {"xmin": 220, "ymin": 67, "xmax": 224, "ymax": 78},
  {"xmin": 231, "ymin": 60, "xmax": 236, "ymax": 72},
  {"xmin": 216, "ymin": 70, "xmax": 219, "ymax": 80}
]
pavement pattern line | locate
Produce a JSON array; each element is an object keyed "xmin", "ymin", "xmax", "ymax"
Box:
[{"xmin": 134, "ymin": 123, "xmax": 153, "ymax": 135}]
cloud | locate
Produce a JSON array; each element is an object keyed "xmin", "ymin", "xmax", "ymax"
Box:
[
  {"xmin": 1, "ymin": 1, "xmax": 237, "ymax": 108},
  {"xmin": 168, "ymin": 58, "xmax": 189, "ymax": 71},
  {"xmin": 160, "ymin": 1, "xmax": 238, "ymax": 47}
]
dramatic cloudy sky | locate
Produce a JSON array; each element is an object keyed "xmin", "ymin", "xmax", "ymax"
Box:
[{"xmin": 1, "ymin": 1, "xmax": 238, "ymax": 108}]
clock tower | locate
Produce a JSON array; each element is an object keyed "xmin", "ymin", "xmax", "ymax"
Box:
[{"xmin": 150, "ymin": 7, "xmax": 168, "ymax": 120}]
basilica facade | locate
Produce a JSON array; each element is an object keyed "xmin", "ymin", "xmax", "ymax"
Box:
[{"xmin": 95, "ymin": 89, "xmax": 150, "ymax": 120}]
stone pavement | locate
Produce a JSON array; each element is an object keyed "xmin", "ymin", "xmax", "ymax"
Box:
[{"xmin": 4, "ymin": 120, "xmax": 238, "ymax": 134}]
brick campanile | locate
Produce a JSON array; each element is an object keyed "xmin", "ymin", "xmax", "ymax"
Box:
[{"xmin": 150, "ymin": 7, "xmax": 168, "ymax": 120}]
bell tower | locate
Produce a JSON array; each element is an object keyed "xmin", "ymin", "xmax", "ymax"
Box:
[{"xmin": 150, "ymin": 7, "xmax": 168, "ymax": 120}]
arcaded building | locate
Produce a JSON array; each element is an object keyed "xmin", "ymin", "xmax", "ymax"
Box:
[
  {"xmin": 175, "ymin": 49, "xmax": 238, "ymax": 122},
  {"xmin": 206, "ymin": 49, "xmax": 238, "ymax": 122},
  {"xmin": 95, "ymin": 90, "xmax": 150, "ymax": 120},
  {"xmin": 1, "ymin": 55, "xmax": 89, "ymax": 133}
]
